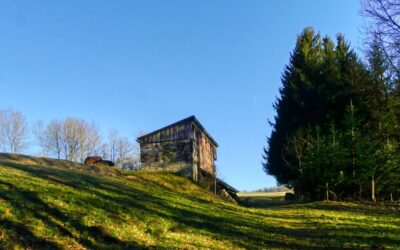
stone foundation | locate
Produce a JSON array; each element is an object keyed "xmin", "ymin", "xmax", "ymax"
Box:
[{"xmin": 140, "ymin": 139, "xmax": 195, "ymax": 177}]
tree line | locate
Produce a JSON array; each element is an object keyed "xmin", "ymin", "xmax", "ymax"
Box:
[
  {"xmin": 263, "ymin": 0, "xmax": 400, "ymax": 201},
  {"xmin": 0, "ymin": 108, "xmax": 140, "ymax": 170}
]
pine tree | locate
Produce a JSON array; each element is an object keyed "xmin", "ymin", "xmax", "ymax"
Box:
[
  {"xmin": 264, "ymin": 28, "xmax": 377, "ymax": 200},
  {"xmin": 263, "ymin": 27, "xmax": 322, "ymax": 188}
]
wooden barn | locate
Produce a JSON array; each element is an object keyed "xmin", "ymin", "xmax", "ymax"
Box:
[{"xmin": 137, "ymin": 116, "xmax": 218, "ymax": 182}]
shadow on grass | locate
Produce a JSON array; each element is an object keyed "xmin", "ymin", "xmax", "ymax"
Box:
[
  {"xmin": 0, "ymin": 218, "xmax": 62, "ymax": 250},
  {"xmin": 1, "ymin": 161, "xmax": 399, "ymax": 249},
  {"xmin": 305, "ymin": 202, "xmax": 400, "ymax": 218},
  {"xmin": 0, "ymin": 169, "xmax": 147, "ymax": 249}
]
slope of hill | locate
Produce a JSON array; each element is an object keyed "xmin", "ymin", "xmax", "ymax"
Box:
[{"xmin": 0, "ymin": 153, "xmax": 399, "ymax": 249}]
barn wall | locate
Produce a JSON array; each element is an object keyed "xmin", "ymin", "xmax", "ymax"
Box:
[
  {"xmin": 194, "ymin": 126, "xmax": 216, "ymax": 175},
  {"xmin": 139, "ymin": 122, "xmax": 193, "ymax": 144},
  {"xmin": 140, "ymin": 139, "xmax": 194, "ymax": 177},
  {"xmin": 139, "ymin": 118, "xmax": 217, "ymax": 181}
]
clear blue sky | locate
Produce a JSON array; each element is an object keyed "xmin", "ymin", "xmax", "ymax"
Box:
[{"xmin": 0, "ymin": 0, "xmax": 363, "ymax": 191}]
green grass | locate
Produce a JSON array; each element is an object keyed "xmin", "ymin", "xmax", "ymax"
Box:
[
  {"xmin": 0, "ymin": 153, "xmax": 399, "ymax": 249},
  {"xmin": 237, "ymin": 192, "xmax": 292, "ymax": 208},
  {"xmin": 237, "ymin": 191, "xmax": 289, "ymax": 197}
]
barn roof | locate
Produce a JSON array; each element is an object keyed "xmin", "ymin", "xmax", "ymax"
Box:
[
  {"xmin": 216, "ymin": 178, "xmax": 239, "ymax": 193},
  {"xmin": 198, "ymin": 168, "xmax": 239, "ymax": 193},
  {"xmin": 137, "ymin": 115, "xmax": 218, "ymax": 147}
]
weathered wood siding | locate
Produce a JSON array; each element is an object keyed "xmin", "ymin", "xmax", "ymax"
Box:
[
  {"xmin": 138, "ymin": 117, "xmax": 218, "ymax": 181},
  {"xmin": 139, "ymin": 122, "xmax": 193, "ymax": 143},
  {"xmin": 194, "ymin": 125, "xmax": 216, "ymax": 174}
]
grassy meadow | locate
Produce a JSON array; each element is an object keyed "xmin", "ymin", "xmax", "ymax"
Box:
[
  {"xmin": 237, "ymin": 192, "xmax": 291, "ymax": 208},
  {"xmin": 0, "ymin": 153, "xmax": 399, "ymax": 249}
]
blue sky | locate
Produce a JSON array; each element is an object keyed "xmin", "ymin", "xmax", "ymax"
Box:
[{"xmin": 0, "ymin": 0, "xmax": 363, "ymax": 191}]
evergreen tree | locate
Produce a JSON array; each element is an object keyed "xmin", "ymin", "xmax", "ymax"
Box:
[
  {"xmin": 264, "ymin": 28, "xmax": 379, "ymax": 200},
  {"xmin": 263, "ymin": 27, "xmax": 323, "ymax": 187}
]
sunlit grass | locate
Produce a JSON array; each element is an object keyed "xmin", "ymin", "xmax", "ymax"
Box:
[
  {"xmin": 238, "ymin": 191, "xmax": 289, "ymax": 197},
  {"xmin": 0, "ymin": 153, "xmax": 399, "ymax": 249}
]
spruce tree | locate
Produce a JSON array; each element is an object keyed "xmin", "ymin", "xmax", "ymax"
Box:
[{"xmin": 264, "ymin": 28, "xmax": 374, "ymax": 200}]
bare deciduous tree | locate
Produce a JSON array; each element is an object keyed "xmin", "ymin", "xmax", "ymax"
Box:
[
  {"xmin": 99, "ymin": 143, "xmax": 110, "ymax": 160},
  {"xmin": 77, "ymin": 120, "xmax": 101, "ymax": 162},
  {"xmin": 33, "ymin": 118, "xmax": 101, "ymax": 162},
  {"xmin": 362, "ymin": 0, "xmax": 400, "ymax": 73},
  {"xmin": 108, "ymin": 129, "xmax": 119, "ymax": 163},
  {"xmin": 0, "ymin": 108, "xmax": 29, "ymax": 153},
  {"xmin": 115, "ymin": 136, "xmax": 134, "ymax": 166},
  {"xmin": 32, "ymin": 120, "xmax": 48, "ymax": 156},
  {"xmin": 62, "ymin": 118, "xmax": 81, "ymax": 161},
  {"xmin": 106, "ymin": 129, "xmax": 140, "ymax": 169},
  {"xmin": 47, "ymin": 119, "xmax": 63, "ymax": 159}
]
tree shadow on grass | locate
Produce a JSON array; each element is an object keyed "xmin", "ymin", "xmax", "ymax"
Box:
[
  {"xmin": 0, "ymin": 218, "xmax": 62, "ymax": 250},
  {"xmin": 238, "ymin": 195, "xmax": 307, "ymax": 209},
  {"xmin": 305, "ymin": 202, "xmax": 400, "ymax": 218},
  {"xmin": 118, "ymin": 182, "xmax": 400, "ymax": 250},
  {"xmin": 154, "ymin": 200, "xmax": 400, "ymax": 249},
  {"xmin": 0, "ymin": 178, "xmax": 146, "ymax": 250},
  {"xmin": 2, "ymin": 162, "xmax": 400, "ymax": 249},
  {"xmin": 136, "ymin": 202, "xmax": 362, "ymax": 249},
  {"xmin": 1, "ymin": 163, "xmax": 317, "ymax": 249}
]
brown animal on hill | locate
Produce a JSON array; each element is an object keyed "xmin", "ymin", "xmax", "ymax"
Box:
[
  {"xmin": 84, "ymin": 156, "xmax": 103, "ymax": 165},
  {"xmin": 97, "ymin": 160, "xmax": 115, "ymax": 167}
]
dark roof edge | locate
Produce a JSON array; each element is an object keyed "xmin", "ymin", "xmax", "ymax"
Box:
[
  {"xmin": 217, "ymin": 178, "xmax": 239, "ymax": 193},
  {"xmin": 197, "ymin": 169, "xmax": 238, "ymax": 193},
  {"xmin": 137, "ymin": 115, "xmax": 218, "ymax": 147},
  {"xmin": 191, "ymin": 116, "xmax": 219, "ymax": 147}
]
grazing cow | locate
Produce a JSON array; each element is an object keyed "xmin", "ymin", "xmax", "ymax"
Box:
[
  {"xmin": 97, "ymin": 160, "xmax": 115, "ymax": 167},
  {"xmin": 84, "ymin": 156, "xmax": 103, "ymax": 165}
]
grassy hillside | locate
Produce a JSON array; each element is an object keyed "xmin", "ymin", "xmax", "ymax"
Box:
[
  {"xmin": 237, "ymin": 192, "xmax": 291, "ymax": 208},
  {"xmin": 0, "ymin": 153, "xmax": 399, "ymax": 249}
]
